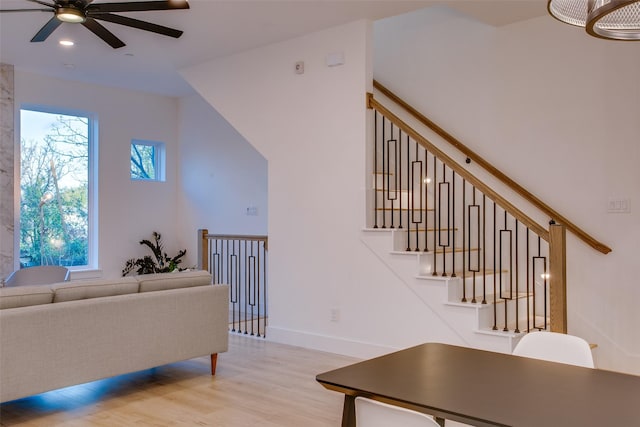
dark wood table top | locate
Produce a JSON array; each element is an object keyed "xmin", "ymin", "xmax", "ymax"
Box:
[{"xmin": 316, "ymin": 343, "xmax": 640, "ymax": 427}]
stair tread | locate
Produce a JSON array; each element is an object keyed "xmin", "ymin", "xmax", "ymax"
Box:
[
  {"xmin": 480, "ymin": 315, "xmax": 550, "ymax": 334},
  {"xmin": 393, "ymin": 247, "xmax": 479, "ymax": 255},
  {"xmin": 447, "ymin": 291, "xmax": 531, "ymax": 305},
  {"xmin": 376, "ymin": 207, "xmax": 434, "ymax": 211},
  {"xmin": 416, "ymin": 268, "xmax": 506, "ymax": 279}
]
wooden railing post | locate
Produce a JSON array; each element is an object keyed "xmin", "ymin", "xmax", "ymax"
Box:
[
  {"xmin": 197, "ymin": 228, "xmax": 208, "ymax": 272},
  {"xmin": 549, "ymin": 223, "xmax": 567, "ymax": 333}
]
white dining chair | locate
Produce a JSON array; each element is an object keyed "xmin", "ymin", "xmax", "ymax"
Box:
[
  {"xmin": 4, "ymin": 265, "xmax": 70, "ymax": 287},
  {"xmin": 512, "ymin": 331, "xmax": 594, "ymax": 368},
  {"xmin": 355, "ymin": 396, "xmax": 441, "ymax": 427}
]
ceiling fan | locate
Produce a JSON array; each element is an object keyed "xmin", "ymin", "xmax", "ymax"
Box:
[{"xmin": 0, "ymin": 0, "xmax": 190, "ymax": 49}]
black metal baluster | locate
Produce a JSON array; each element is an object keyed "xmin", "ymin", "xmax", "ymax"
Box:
[
  {"xmin": 398, "ymin": 129, "xmax": 403, "ymax": 229},
  {"xmin": 242, "ymin": 240, "xmax": 248, "ymax": 334},
  {"xmin": 439, "ymin": 164, "xmax": 450, "ymax": 276},
  {"xmin": 262, "ymin": 239, "xmax": 268, "ymax": 337},
  {"xmin": 514, "ymin": 220, "xmax": 520, "ymax": 333},
  {"xmin": 543, "ymin": 238, "xmax": 548, "ymax": 330},
  {"xmin": 532, "ymin": 237, "xmax": 547, "ymax": 331},
  {"xmin": 249, "ymin": 240, "xmax": 260, "ymax": 335},
  {"xmin": 424, "ymin": 150, "xmax": 429, "ymax": 252},
  {"xmin": 229, "ymin": 239, "xmax": 236, "ymax": 332},
  {"xmin": 451, "ymin": 170, "xmax": 456, "ymax": 277},
  {"xmin": 482, "ymin": 194, "xmax": 487, "ymax": 304},
  {"xmin": 461, "ymin": 179, "xmax": 466, "ymax": 301},
  {"xmin": 373, "ymin": 111, "xmax": 379, "ymax": 229},
  {"xmin": 500, "ymin": 211, "xmax": 512, "ymax": 332},
  {"xmin": 526, "ymin": 228, "xmax": 530, "ymax": 333},
  {"xmin": 432, "ymin": 156, "xmax": 438, "ymax": 275},
  {"xmin": 387, "ymin": 123, "xmax": 397, "ymax": 229},
  {"xmin": 469, "ymin": 188, "xmax": 480, "ymax": 303},
  {"xmin": 411, "ymin": 142, "xmax": 422, "ymax": 252},
  {"xmin": 492, "ymin": 202, "xmax": 498, "ymax": 330},
  {"xmin": 381, "ymin": 117, "xmax": 386, "ymax": 228},
  {"xmin": 257, "ymin": 240, "xmax": 262, "ymax": 337},
  {"xmin": 406, "ymin": 135, "xmax": 411, "ymax": 251}
]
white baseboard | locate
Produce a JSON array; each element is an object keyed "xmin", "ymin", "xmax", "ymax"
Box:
[{"xmin": 266, "ymin": 326, "xmax": 398, "ymax": 360}]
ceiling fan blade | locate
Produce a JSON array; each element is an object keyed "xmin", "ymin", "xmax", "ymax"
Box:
[
  {"xmin": 92, "ymin": 13, "xmax": 183, "ymax": 38},
  {"xmin": 31, "ymin": 16, "xmax": 62, "ymax": 42},
  {"xmin": 88, "ymin": 1, "xmax": 189, "ymax": 13},
  {"xmin": 24, "ymin": 0, "xmax": 55, "ymax": 8},
  {"xmin": 82, "ymin": 17, "xmax": 126, "ymax": 48},
  {"xmin": 0, "ymin": 9, "xmax": 51, "ymax": 13}
]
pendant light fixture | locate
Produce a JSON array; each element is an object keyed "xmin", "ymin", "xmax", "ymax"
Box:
[{"xmin": 547, "ymin": 0, "xmax": 640, "ymax": 40}]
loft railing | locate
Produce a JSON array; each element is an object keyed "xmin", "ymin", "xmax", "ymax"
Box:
[
  {"xmin": 198, "ymin": 229, "xmax": 268, "ymax": 337},
  {"xmin": 368, "ymin": 93, "xmax": 570, "ymax": 333},
  {"xmin": 373, "ymin": 80, "xmax": 611, "ymax": 255}
]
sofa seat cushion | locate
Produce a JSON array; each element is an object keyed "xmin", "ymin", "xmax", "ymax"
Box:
[
  {"xmin": 52, "ymin": 277, "xmax": 139, "ymax": 302},
  {"xmin": 137, "ymin": 270, "xmax": 212, "ymax": 293},
  {"xmin": 0, "ymin": 285, "xmax": 54, "ymax": 309}
]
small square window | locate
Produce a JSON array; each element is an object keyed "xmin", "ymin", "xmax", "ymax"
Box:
[{"xmin": 131, "ymin": 140, "xmax": 165, "ymax": 182}]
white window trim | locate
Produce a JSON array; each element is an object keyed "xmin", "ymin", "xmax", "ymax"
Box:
[
  {"xmin": 130, "ymin": 139, "xmax": 166, "ymax": 182},
  {"xmin": 18, "ymin": 104, "xmax": 99, "ymax": 271}
]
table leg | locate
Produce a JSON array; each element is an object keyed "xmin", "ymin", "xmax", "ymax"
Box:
[{"xmin": 341, "ymin": 395, "xmax": 356, "ymax": 427}]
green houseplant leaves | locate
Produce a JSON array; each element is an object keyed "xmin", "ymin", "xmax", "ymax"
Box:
[{"xmin": 122, "ymin": 231, "xmax": 186, "ymax": 276}]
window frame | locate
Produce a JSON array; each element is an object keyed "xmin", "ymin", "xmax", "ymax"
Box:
[
  {"xmin": 130, "ymin": 139, "xmax": 166, "ymax": 182},
  {"xmin": 18, "ymin": 104, "xmax": 99, "ymax": 271}
]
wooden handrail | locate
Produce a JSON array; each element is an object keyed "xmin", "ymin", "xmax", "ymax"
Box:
[
  {"xmin": 368, "ymin": 94, "xmax": 549, "ymax": 241},
  {"xmin": 372, "ymin": 80, "xmax": 612, "ymax": 255},
  {"xmin": 198, "ymin": 230, "xmax": 268, "ymax": 270}
]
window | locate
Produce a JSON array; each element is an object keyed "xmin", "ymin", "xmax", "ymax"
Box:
[
  {"xmin": 130, "ymin": 140, "xmax": 165, "ymax": 181},
  {"xmin": 19, "ymin": 108, "xmax": 96, "ymax": 269}
]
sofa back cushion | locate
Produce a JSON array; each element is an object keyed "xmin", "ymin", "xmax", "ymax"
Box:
[
  {"xmin": 52, "ymin": 277, "xmax": 139, "ymax": 303},
  {"xmin": 0, "ymin": 285, "xmax": 54, "ymax": 309},
  {"xmin": 137, "ymin": 270, "xmax": 211, "ymax": 293}
]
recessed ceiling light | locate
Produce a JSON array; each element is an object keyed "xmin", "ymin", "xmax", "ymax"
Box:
[{"xmin": 59, "ymin": 40, "xmax": 75, "ymax": 47}]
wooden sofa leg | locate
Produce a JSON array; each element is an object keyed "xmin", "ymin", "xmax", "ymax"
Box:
[{"xmin": 211, "ymin": 353, "xmax": 218, "ymax": 375}]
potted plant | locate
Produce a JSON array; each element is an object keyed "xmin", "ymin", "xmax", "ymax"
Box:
[{"xmin": 122, "ymin": 231, "xmax": 187, "ymax": 276}]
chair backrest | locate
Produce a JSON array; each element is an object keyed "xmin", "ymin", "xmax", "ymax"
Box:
[
  {"xmin": 512, "ymin": 331, "xmax": 594, "ymax": 368},
  {"xmin": 355, "ymin": 397, "xmax": 440, "ymax": 427},
  {"xmin": 4, "ymin": 266, "xmax": 70, "ymax": 287}
]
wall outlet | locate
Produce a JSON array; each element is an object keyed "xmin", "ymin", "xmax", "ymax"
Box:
[
  {"xmin": 295, "ymin": 61, "xmax": 304, "ymax": 74},
  {"xmin": 607, "ymin": 198, "xmax": 630, "ymax": 214},
  {"xmin": 246, "ymin": 206, "xmax": 258, "ymax": 216},
  {"xmin": 330, "ymin": 308, "xmax": 340, "ymax": 322}
]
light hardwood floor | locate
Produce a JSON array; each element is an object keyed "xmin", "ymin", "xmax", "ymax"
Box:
[{"xmin": 0, "ymin": 334, "xmax": 358, "ymax": 426}]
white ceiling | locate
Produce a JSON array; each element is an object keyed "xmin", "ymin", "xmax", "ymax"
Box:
[{"xmin": 0, "ymin": 0, "xmax": 546, "ymax": 97}]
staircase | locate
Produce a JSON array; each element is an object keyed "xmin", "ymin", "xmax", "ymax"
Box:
[
  {"xmin": 361, "ymin": 228, "xmax": 536, "ymax": 353},
  {"xmin": 362, "ymin": 83, "xmax": 607, "ymax": 352}
]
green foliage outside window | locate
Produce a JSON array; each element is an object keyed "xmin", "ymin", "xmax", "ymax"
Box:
[{"xmin": 19, "ymin": 110, "xmax": 90, "ymax": 268}]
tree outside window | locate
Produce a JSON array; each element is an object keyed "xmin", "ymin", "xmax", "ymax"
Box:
[
  {"xmin": 20, "ymin": 109, "xmax": 93, "ymax": 268},
  {"xmin": 131, "ymin": 140, "xmax": 165, "ymax": 181}
]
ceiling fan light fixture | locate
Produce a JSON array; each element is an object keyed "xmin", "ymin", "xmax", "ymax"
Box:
[
  {"xmin": 56, "ymin": 7, "xmax": 86, "ymax": 24},
  {"xmin": 547, "ymin": 0, "xmax": 640, "ymax": 40}
]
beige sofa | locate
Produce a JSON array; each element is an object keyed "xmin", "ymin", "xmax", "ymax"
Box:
[{"xmin": 0, "ymin": 270, "xmax": 229, "ymax": 403}]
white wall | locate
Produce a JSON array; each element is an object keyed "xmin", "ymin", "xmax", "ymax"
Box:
[
  {"xmin": 177, "ymin": 93, "xmax": 268, "ymax": 266},
  {"xmin": 13, "ymin": 71, "xmax": 181, "ymax": 278},
  {"xmin": 182, "ymin": 20, "xmax": 468, "ymax": 358},
  {"xmin": 374, "ymin": 7, "xmax": 640, "ymax": 374}
]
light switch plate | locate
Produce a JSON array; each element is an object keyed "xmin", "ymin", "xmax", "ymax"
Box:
[{"xmin": 607, "ymin": 198, "xmax": 630, "ymax": 213}]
